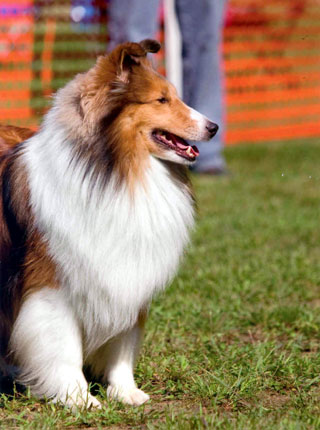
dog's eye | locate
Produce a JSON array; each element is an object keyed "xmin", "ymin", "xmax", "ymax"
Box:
[{"xmin": 157, "ymin": 97, "xmax": 168, "ymax": 104}]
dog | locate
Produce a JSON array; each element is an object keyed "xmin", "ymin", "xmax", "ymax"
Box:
[{"xmin": 0, "ymin": 39, "xmax": 218, "ymax": 408}]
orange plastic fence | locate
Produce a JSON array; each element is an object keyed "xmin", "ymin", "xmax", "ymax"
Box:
[
  {"xmin": 0, "ymin": 0, "xmax": 319, "ymax": 145},
  {"xmin": 224, "ymin": 0, "xmax": 320, "ymax": 144},
  {"xmin": 0, "ymin": 0, "xmax": 33, "ymax": 123}
]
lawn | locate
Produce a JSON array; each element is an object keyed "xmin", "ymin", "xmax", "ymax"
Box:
[{"xmin": 1, "ymin": 139, "xmax": 320, "ymax": 429}]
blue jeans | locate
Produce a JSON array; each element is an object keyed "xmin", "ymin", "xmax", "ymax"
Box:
[{"xmin": 108, "ymin": 0, "xmax": 227, "ymax": 171}]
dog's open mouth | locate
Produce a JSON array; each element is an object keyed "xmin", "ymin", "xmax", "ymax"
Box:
[{"xmin": 152, "ymin": 129, "xmax": 199, "ymax": 161}]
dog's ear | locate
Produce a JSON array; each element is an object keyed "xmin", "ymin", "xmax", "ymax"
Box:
[
  {"xmin": 116, "ymin": 40, "xmax": 161, "ymax": 82},
  {"xmin": 139, "ymin": 39, "xmax": 161, "ymax": 54},
  {"xmin": 117, "ymin": 46, "xmax": 142, "ymax": 82}
]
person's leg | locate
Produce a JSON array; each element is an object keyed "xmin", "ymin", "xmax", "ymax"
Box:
[
  {"xmin": 107, "ymin": 0, "xmax": 131, "ymax": 49},
  {"xmin": 176, "ymin": 0, "xmax": 228, "ymax": 172},
  {"xmin": 108, "ymin": 0, "xmax": 160, "ymax": 49}
]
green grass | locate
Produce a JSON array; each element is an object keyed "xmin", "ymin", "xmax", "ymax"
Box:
[{"xmin": 1, "ymin": 140, "xmax": 320, "ymax": 429}]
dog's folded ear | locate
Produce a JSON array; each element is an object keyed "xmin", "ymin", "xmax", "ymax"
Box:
[
  {"xmin": 115, "ymin": 40, "xmax": 161, "ymax": 83},
  {"xmin": 139, "ymin": 39, "xmax": 161, "ymax": 54},
  {"xmin": 93, "ymin": 40, "xmax": 161, "ymax": 86}
]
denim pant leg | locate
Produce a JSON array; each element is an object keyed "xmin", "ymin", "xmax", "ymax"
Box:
[
  {"xmin": 176, "ymin": 0, "xmax": 227, "ymax": 171},
  {"xmin": 108, "ymin": 0, "xmax": 160, "ymax": 50}
]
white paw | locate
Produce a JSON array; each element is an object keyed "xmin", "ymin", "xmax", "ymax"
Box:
[
  {"xmin": 107, "ymin": 386, "xmax": 150, "ymax": 406},
  {"xmin": 84, "ymin": 393, "xmax": 103, "ymax": 410},
  {"xmin": 57, "ymin": 391, "xmax": 102, "ymax": 410}
]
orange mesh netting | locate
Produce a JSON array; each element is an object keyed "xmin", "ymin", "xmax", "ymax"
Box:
[{"xmin": 224, "ymin": 0, "xmax": 320, "ymax": 144}]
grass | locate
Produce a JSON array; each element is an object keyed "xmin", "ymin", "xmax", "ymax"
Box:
[{"xmin": 1, "ymin": 139, "xmax": 320, "ymax": 429}]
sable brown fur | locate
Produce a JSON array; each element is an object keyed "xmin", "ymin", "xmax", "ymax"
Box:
[
  {"xmin": 70, "ymin": 41, "xmax": 164, "ymax": 189},
  {"xmin": 23, "ymin": 232, "xmax": 58, "ymax": 298},
  {"xmin": 0, "ymin": 125, "xmax": 34, "ymax": 154},
  {"xmin": 0, "ymin": 151, "xmax": 28, "ymax": 358},
  {"xmin": 0, "ymin": 129, "xmax": 56, "ymax": 359}
]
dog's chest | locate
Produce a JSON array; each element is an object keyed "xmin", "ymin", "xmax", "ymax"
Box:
[
  {"xmin": 31, "ymin": 153, "xmax": 194, "ymax": 347},
  {"xmin": 75, "ymin": 161, "xmax": 194, "ymax": 297}
]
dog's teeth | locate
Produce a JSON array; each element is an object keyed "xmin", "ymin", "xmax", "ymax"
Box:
[{"xmin": 186, "ymin": 146, "xmax": 194, "ymax": 157}]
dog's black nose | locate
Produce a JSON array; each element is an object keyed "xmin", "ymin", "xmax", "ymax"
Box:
[{"xmin": 206, "ymin": 122, "xmax": 219, "ymax": 137}]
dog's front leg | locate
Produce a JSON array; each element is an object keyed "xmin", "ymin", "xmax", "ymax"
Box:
[
  {"xmin": 10, "ymin": 287, "xmax": 101, "ymax": 410},
  {"xmin": 89, "ymin": 310, "xmax": 150, "ymax": 406}
]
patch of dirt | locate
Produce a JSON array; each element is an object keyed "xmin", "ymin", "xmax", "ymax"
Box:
[
  {"xmin": 142, "ymin": 395, "xmax": 197, "ymax": 414},
  {"xmin": 308, "ymin": 298, "xmax": 320, "ymax": 309},
  {"xmin": 257, "ymin": 390, "xmax": 291, "ymax": 409},
  {"xmin": 218, "ymin": 327, "xmax": 265, "ymax": 345}
]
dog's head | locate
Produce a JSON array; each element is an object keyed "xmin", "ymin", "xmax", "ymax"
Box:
[{"xmin": 56, "ymin": 40, "xmax": 218, "ymax": 178}]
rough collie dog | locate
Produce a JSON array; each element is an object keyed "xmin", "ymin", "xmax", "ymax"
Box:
[{"xmin": 0, "ymin": 39, "xmax": 218, "ymax": 409}]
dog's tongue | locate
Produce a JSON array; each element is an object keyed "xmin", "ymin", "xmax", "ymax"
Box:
[
  {"xmin": 169, "ymin": 133, "xmax": 199, "ymax": 157},
  {"xmin": 176, "ymin": 141, "xmax": 189, "ymax": 150}
]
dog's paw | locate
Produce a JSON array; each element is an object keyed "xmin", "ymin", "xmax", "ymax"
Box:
[
  {"xmin": 83, "ymin": 393, "xmax": 103, "ymax": 410},
  {"xmin": 57, "ymin": 391, "xmax": 102, "ymax": 411},
  {"xmin": 107, "ymin": 386, "xmax": 150, "ymax": 406}
]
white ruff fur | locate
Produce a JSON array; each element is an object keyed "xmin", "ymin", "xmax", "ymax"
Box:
[{"xmin": 19, "ymin": 109, "xmax": 194, "ymax": 359}]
